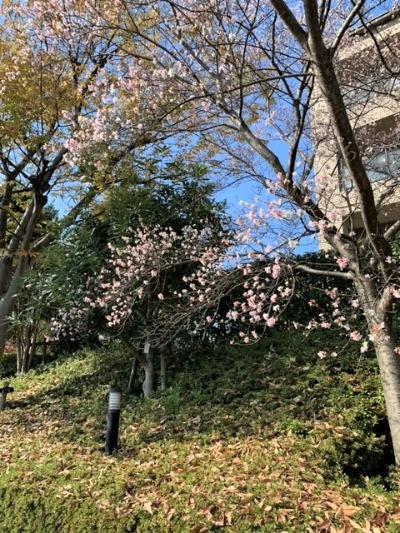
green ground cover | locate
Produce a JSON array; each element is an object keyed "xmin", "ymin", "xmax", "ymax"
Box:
[{"xmin": 1, "ymin": 330, "xmax": 400, "ymax": 532}]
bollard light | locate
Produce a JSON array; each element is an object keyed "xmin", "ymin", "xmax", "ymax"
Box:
[
  {"xmin": 105, "ymin": 387, "xmax": 121, "ymax": 455},
  {"xmin": 108, "ymin": 390, "xmax": 121, "ymax": 410},
  {"xmin": 0, "ymin": 382, "xmax": 14, "ymax": 411}
]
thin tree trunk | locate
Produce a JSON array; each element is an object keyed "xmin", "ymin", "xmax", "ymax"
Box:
[
  {"xmin": 160, "ymin": 352, "xmax": 167, "ymax": 392},
  {"xmin": 127, "ymin": 355, "xmax": 139, "ymax": 394},
  {"xmin": 27, "ymin": 326, "xmax": 38, "ymax": 371},
  {"xmin": 16, "ymin": 336, "xmax": 22, "ymax": 374},
  {"xmin": 142, "ymin": 290, "xmax": 155, "ymax": 398},
  {"xmin": 142, "ymin": 351, "xmax": 154, "ymax": 398},
  {"xmin": 20, "ymin": 327, "xmax": 31, "ymax": 374},
  {"xmin": 21, "ymin": 349, "xmax": 29, "ymax": 374}
]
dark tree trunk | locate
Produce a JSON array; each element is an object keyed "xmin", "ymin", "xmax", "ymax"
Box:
[
  {"xmin": 127, "ymin": 355, "xmax": 139, "ymax": 394},
  {"xmin": 160, "ymin": 352, "xmax": 167, "ymax": 392}
]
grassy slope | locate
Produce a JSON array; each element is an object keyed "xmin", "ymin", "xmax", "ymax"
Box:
[{"xmin": 1, "ymin": 330, "xmax": 400, "ymax": 532}]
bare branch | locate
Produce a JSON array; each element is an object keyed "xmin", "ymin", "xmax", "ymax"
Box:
[
  {"xmin": 331, "ymin": 0, "xmax": 366, "ymax": 53},
  {"xmin": 384, "ymin": 219, "xmax": 400, "ymax": 241},
  {"xmin": 295, "ymin": 263, "xmax": 353, "ymax": 280}
]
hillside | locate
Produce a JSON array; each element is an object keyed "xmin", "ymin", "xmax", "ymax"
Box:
[{"xmin": 1, "ymin": 330, "xmax": 400, "ymax": 532}]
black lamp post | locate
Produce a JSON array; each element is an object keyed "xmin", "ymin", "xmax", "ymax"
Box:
[{"xmin": 105, "ymin": 387, "xmax": 121, "ymax": 455}]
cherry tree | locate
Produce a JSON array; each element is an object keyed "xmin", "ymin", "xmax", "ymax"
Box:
[
  {"xmin": 82, "ymin": 0, "xmax": 400, "ymax": 461},
  {"xmin": 51, "ymin": 223, "xmax": 229, "ymax": 396},
  {"xmin": 51, "ymin": 211, "xmax": 295, "ymax": 397}
]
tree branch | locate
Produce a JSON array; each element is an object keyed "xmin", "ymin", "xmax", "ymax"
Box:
[
  {"xmin": 295, "ymin": 263, "xmax": 353, "ymax": 280},
  {"xmin": 268, "ymin": 0, "xmax": 309, "ymax": 50},
  {"xmin": 331, "ymin": 0, "xmax": 366, "ymax": 54},
  {"xmin": 384, "ymin": 219, "xmax": 400, "ymax": 241}
]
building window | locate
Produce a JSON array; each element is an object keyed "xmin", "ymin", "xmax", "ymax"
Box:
[
  {"xmin": 340, "ymin": 147, "xmax": 400, "ymax": 191},
  {"xmin": 366, "ymin": 148, "xmax": 400, "ymax": 182}
]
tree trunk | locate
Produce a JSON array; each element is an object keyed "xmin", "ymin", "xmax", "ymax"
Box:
[
  {"xmin": 142, "ymin": 294, "xmax": 155, "ymax": 398},
  {"xmin": 27, "ymin": 326, "xmax": 38, "ymax": 372},
  {"xmin": 354, "ymin": 278, "xmax": 400, "ymax": 463},
  {"xmin": 160, "ymin": 352, "xmax": 167, "ymax": 392},
  {"xmin": 20, "ymin": 339, "xmax": 30, "ymax": 374},
  {"xmin": 371, "ymin": 330, "xmax": 400, "ymax": 464},
  {"xmin": 0, "ymin": 198, "xmax": 42, "ymax": 356},
  {"xmin": 42, "ymin": 340, "xmax": 48, "ymax": 362},
  {"xmin": 16, "ymin": 337, "xmax": 22, "ymax": 374},
  {"xmin": 0, "ymin": 201, "xmax": 35, "ymax": 296},
  {"xmin": 0, "ymin": 291, "xmax": 17, "ymax": 357},
  {"xmin": 127, "ymin": 355, "xmax": 139, "ymax": 394},
  {"xmin": 18, "ymin": 324, "xmax": 32, "ymax": 374},
  {"xmin": 142, "ymin": 351, "xmax": 154, "ymax": 398},
  {"xmin": 0, "ymin": 177, "xmax": 15, "ymax": 248}
]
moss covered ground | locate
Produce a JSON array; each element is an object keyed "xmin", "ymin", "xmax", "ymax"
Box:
[{"xmin": 1, "ymin": 330, "xmax": 400, "ymax": 532}]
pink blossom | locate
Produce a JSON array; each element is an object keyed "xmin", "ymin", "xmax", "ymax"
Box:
[
  {"xmin": 336, "ymin": 257, "xmax": 349, "ymax": 270},
  {"xmin": 272, "ymin": 264, "xmax": 281, "ymax": 279},
  {"xmin": 350, "ymin": 330, "xmax": 362, "ymax": 341}
]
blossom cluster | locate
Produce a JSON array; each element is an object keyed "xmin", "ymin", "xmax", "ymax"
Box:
[{"xmin": 51, "ymin": 220, "xmax": 292, "ymax": 347}]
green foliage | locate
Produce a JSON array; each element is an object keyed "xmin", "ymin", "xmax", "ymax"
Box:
[
  {"xmin": 106, "ymin": 158, "xmax": 227, "ymax": 240},
  {"xmin": 1, "ymin": 330, "xmax": 400, "ymax": 531}
]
